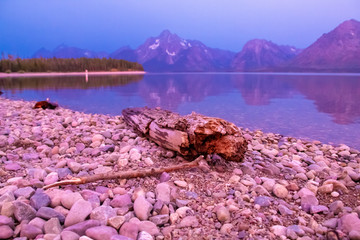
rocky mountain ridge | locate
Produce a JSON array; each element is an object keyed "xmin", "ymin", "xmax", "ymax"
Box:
[{"xmin": 32, "ymin": 19, "xmax": 360, "ymax": 72}]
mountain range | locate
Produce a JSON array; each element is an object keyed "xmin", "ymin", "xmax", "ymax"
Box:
[{"xmin": 33, "ymin": 19, "xmax": 360, "ymax": 72}]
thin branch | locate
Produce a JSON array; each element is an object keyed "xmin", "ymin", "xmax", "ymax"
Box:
[{"xmin": 43, "ymin": 155, "xmax": 204, "ymax": 190}]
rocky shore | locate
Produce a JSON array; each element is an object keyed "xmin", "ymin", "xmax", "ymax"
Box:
[{"xmin": 0, "ymin": 97, "xmax": 360, "ymax": 240}]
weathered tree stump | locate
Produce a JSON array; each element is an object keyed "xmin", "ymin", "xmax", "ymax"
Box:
[{"xmin": 122, "ymin": 107, "xmax": 248, "ymax": 162}]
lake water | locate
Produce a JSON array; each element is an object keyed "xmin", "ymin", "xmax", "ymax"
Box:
[{"xmin": 1, "ymin": 73, "xmax": 360, "ymax": 150}]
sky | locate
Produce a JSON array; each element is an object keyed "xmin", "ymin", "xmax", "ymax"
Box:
[{"xmin": 1, "ymin": 0, "xmax": 360, "ymax": 57}]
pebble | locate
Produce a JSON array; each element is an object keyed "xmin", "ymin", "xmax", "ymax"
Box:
[
  {"xmin": 110, "ymin": 194, "xmax": 132, "ymax": 208},
  {"xmin": 216, "ymin": 206, "xmax": 231, "ymax": 222},
  {"xmin": 63, "ymin": 220, "xmax": 101, "ymax": 236},
  {"xmin": 254, "ymin": 196, "xmax": 272, "ymax": 207},
  {"xmin": 30, "ymin": 190, "xmax": 51, "ymax": 210},
  {"xmin": 13, "ymin": 201, "xmax": 37, "ymax": 222},
  {"xmin": 155, "ymin": 183, "xmax": 171, "ymax": 203},
  {"xmin": 61, "ymin": 230, "xmax": 80, "ymax": 240},
  {"xmin": 0, "ymin": 225, "xmax": 14, "ymax": 239},
  {"xmin": 1, "ymin": 98, "xmax": 360, "ymax": 240},
  {"xmin": 119, "ymin": 222, "xmax": 139, "ymax": 240},
  {"xmin": 108, "ymin": 216, "xmax": 126, "ymax": 230},
  {"xmin": 61, "ymin": 191, "xmax": 83, "ymax": 209},
  {"xmin": 149, "ymin": 214, "xmax": 170, "ymax": 226},
  {"xmin": 86, "ymin": 226, "xmax": 118, "ymax": 240},
  {"xmin": 159, "ymin": 172, "xmax": 171, "ymax": 182},
  {"xmin": 271, "ymin": 225, "xmax": 287, "ymax": 236},
  {"xmin": 178, "ymin": 216, "xmax": 199, "ymax": 228},
  {"xmin": 64, "ymin": 199, "xmax": 93, "ymax": 227},
  {"xmin": 272, "ymin": 184, "xmax": 288, "ymax": 199},
  {"xmin": 44, "ymin": 217, "xmax": 62, "ymax": 234},
  {"xmin": 138, "ymin": 221, "xmax": 159, "ymax": 235},
  {"xmin": 174, "ymin": 180, "xmax": 187, "ymax": 188},
  {"xmin": 90, "ymin": 205, "xmax": 117, "ymax": 225},
  {"xmin": 36, "ymin": 207, "xmax": 65, "ymax": 223},
  {"xmin": 14, "ymin": 187, "xmax": 35, "ymax": 199},
  {"xmin": 20, "ymin": 223, "xmax": 43, "ymax": 239},
  {"xmin": 134, "ymin": 196, "xmax": 153, "ymax": 221}
]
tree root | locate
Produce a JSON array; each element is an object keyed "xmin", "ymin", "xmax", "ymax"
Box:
[{"xmin": 43, "ymin": 156, "xmax": 204, "ymax": 190}]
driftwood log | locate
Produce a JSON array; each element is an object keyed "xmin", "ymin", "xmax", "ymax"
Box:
[
  {"xmin": 122, "ymin": 107, "xmax": 247, "ymax": 162},
  {"xmin": 43, "ymin": 156, "xmax": 205, "ymax": 190}
]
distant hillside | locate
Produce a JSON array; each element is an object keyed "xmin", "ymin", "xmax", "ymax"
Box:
[
  {"xmin": 288, "ymin": 19, "xmax": 360, "ymax": 72},
  {"xmin": 231, "ymin": 39, "xmax": 301, "ymax": 71},
  {"xmin": 32, "ymin": 44, "xmax": 108, "ymax": 59},
  {"xmin": 0, "ymin": 58, "xmax": 144, "ymax": 73}
]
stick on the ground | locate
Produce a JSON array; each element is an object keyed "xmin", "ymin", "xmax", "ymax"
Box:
[{"xmin": 43, "ymin": 156, "xmax": 204, "ymax": 190}]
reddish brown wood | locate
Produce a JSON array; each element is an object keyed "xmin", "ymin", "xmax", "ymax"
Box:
[{"xmin": 122, "ymin": 107, "xmax": 247, "ymax": 162}]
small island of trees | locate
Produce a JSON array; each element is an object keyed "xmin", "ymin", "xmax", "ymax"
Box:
[{"xmin": 0, "ymin": 56, "xmax": 144, "ymax": 73}]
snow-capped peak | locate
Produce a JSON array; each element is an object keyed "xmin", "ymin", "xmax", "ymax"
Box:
[
  {"xmin": 166, "ymin": 49, "xmax": 176, "ymax": 56},
  {"xmin": 149, "ymin": 39, "xmax": 160, "ymax": 50}
]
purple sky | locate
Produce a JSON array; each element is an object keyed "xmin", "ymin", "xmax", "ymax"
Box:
[{"xmin": 1, "ymin": 0, "xmax": 360, "ymax": 57}]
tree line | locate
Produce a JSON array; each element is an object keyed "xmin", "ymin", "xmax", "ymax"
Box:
[{"xmin": 0, "ymin": 57, "xmax": 144, "ymax": 73}]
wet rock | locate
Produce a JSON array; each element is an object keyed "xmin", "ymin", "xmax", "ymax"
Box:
[{"xmin": 86, "ymin": 226, "xmax": 118, "ymax": 240}]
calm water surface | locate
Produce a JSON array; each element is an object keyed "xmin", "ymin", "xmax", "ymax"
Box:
[{"xmin": 1, "ymin": 73, "xmax": 360, "ymax": 150}]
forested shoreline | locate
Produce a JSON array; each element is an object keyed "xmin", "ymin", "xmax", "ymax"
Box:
[{"xmin": 0, "ymin": 57, "xmax": 144, "ymax": 73}]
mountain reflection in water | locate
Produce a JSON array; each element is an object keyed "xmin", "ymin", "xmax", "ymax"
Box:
[{"xmin": 1, "ymin": 73, "xmax": 359, "ymax": 149}]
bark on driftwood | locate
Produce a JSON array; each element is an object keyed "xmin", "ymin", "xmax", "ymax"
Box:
[{"xmin": 122, "ymin": 107, "xmax": 248, "ymax": 162}]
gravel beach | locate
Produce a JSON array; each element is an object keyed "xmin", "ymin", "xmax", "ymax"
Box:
[{"xmin": 0, "ymin": 97, "xmax": 360, "ymax": 240}]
